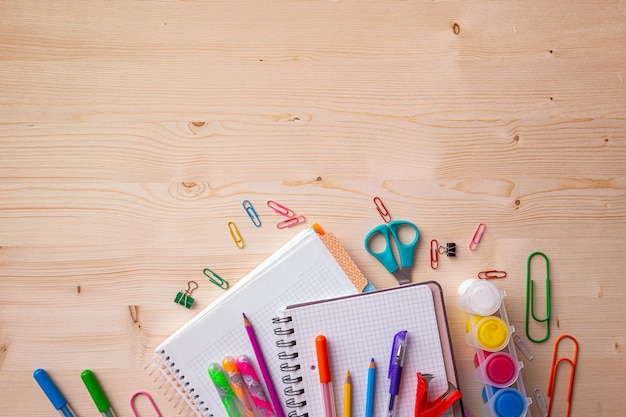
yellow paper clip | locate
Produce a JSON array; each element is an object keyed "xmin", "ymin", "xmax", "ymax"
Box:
[
  {"xmin": 547, "ymin": 334, "xmax": 578, "ymax": 417},
  {"xmin": 242, "ymin": 200, "xmax": 261, "ymax": 227},
  {"xmin": 203, "ymin": 268, "xmax": 229, "ymax": 290},
  {"xmin": 468, "ymin": 222, "xmax": 486, "ymax": 251},
  {"xmin": 228, "ymin": 221, "xmax": 244, "ymax": 249},
  {"xmin": 130, "ymin": 391, "xmax": 163, "ymax": 417}
]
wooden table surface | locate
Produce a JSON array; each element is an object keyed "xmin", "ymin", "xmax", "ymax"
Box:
[{"xmin": 2, "ymin": 1, "xmax": 625, "ymax": 416}]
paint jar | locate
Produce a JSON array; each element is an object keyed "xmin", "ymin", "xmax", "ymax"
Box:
[
  {"xmin": 482, "ymin": 387, "xmax": 529, "ymax": 417},
  {"xmin": 457, "ymin": 279, "xmax": 505, "ymax": 316},
  {"xmin": 465, "ymin": 316, "xmax": 511, "ymax": 352},
  {"xmin": 474, "ymin": 351, "xmax": 522, "ymax": 388}
]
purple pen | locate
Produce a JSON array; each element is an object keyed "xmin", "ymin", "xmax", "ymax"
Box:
[{"xmin": 386, "ymin": 331, "xmax": 408, "ymax": 417}]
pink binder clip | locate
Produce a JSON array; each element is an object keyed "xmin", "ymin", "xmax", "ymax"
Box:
[
  {"xmin": 130, "ymin": 391, "xmax": 163, "ymax": 417},
  {"xmin": 468, "ymin": 223, "xmax": 486, "ymax": 251}
]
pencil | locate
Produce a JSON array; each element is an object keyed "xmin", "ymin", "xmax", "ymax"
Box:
[
  {"xmin": 344, "ymin": 370, "xmax": 351, "ymax": 417},
  {"xmin": 365, "ymin": 358, "xmax": 375, "ymax": 417},
  {"xmin": 243, "ymin": 313, "xmax": 285, "ymax": 417}
]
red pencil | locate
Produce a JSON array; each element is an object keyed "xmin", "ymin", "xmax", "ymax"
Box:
[{"xmin": 243, "ymin": 313, "xmax": 285, "ymax": 417}]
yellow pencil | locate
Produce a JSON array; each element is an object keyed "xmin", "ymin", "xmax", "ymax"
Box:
[{"xmin": 344, "ymin": 370, "xmax": 351, "ymax": 417}]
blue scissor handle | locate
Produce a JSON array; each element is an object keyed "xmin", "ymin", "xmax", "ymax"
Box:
[
  {"xmin": 388, "ymin": 220, "xmax": 419, "ymax": 268},
  {"xmin": 364, "ymin": 223, "xmax": 399, "ymax": 274},
  {"xmin": 364, "ymin": 220, "xmax": 420, "ymax": 273}
]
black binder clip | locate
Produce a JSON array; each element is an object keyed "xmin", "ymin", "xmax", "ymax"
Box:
[{"xmin": 174, "ymin": 281, "xmax": 199, "ymax": 309}]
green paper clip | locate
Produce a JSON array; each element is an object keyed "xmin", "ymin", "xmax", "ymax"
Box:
[
  {"xmin": 203, "ymin": 268, "xmax": 229, "ymax": 290},
  {"xmin": 174, "ymin": 281, "xmax": 198, "ymax": 309},
  {"xmin": 526, "ymin": 251, "xmax": 551, "ymax": 343}
]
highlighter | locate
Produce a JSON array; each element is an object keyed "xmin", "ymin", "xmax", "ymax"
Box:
[
  {"xmin": 209, "ymin": 362, "xmax": 244, "ymax": 417},
  {"xmin": 81, "ymin": 369, "xmax": 117, "ymax": 417}
]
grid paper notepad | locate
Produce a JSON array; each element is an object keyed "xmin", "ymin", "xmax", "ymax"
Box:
[
  {"xmin": 277, "ymin": 282, "xmax": 458, "ymax": 417},
  {"xmin": 154, "ymin": 227, "xmax": 360, "ymax": 417}
]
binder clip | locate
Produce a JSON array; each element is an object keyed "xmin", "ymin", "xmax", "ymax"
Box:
[
  {"xmin": 174, "ymin": 281, "xmax": 199, "ymax": 309},
  {"xmin": 430, "ymin": 240, "xmax": 456, "ymax": 270}
]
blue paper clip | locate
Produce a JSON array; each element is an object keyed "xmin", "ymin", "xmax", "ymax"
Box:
[
  {"xmin": 203, "ymin": 268, "xmax": 229, "ymax": 290},
  {"xmin": 526, "ymin": 251, "xmax": 551, "ymax": 343},
  {"xmin": 242, "ymin": 200, "xmax": 261, "ymax": 227}
]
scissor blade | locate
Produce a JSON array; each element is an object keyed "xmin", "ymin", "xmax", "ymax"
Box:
[{"xmin": 392, "ymin": 269, "xmax": 411, "ymax": 285}]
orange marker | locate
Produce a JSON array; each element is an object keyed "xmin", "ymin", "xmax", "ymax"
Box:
[{"xmin": 315, "ymin": 335, "xmax": 336, "ymax": 417}]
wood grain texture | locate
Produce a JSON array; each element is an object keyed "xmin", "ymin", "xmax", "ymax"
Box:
[{"xmin": 1, "ymin": 1, "xmax": 625, "ymax": 416}]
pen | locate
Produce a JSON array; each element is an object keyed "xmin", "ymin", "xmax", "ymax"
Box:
[
  {"xmin": 236, "ymin": 355, "xmax": 277, "ymax": 417},
  {"xmin": 222, "ymin": 356, "xmax": 259, "ymax": 417},
  {"xmin": 343, "ymin": 370, "xmax": 351, "ymax": 417},
  {"xmin": 365, "ymin": 358, "xmax": 376, "ymax": 417},
  {"xmin": 208, "ymin": 362, "xmax": 244, "ymax": 417},
  {"xmin": 81, "ymin": 369, "xmax": 117, "ymax": 417},
  {"xmin": 243, "ymin": 313, "xmax": 285, "ymax": 417},
  {"xmin": 386, "ymin": 331, "xmax": 407, "ymax": 417},
  {"xmin": 33, "ymin": 368, "xmax": 78, "ymax": 417},
  {"xmin": 316, "ymin": 335, "xmax": 337, "ymax": 417}
]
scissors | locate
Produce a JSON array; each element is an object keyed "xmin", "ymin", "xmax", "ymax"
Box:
[
  {"xmin": 414, "ymin": 373, "xmax": 462, "ymax": 417},
  {"xmin": 364, "ymin": 220, "xmax": 419, "ymax": 285}
]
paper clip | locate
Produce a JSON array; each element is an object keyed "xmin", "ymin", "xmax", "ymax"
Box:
[
  {"xmin": 130, "ymin": 391, "xmax": 163, "ymax": 417},
  {"xmin": 266, "ymin": 200, "xmax": 295, "ymax": 218},
  {"xmin": 430, "ymin": 240, "xmax": 440, "ymax": 269},
  {"xmin": 478, "ymin": 270, "xmax": 507, "ymax": 279},
  {"xmin": 276, "ymin": 215, "xmax": 306, "ymax": 229},
  {"xmin": 468, "ymin": 222, "xmax": 486, "ymax": 251},
  {"xmin": 228, "ymin": 221, "xmax": 244, "ymax": 249},
  {"xmin": 526, "ymin": 251, "xmax": 551, "ymax": 343},
  {"xmin": 242, "ymin": 200, "xmax": 261, "ymax": 227},
  {"xmin": 513, "ymin": 333, "xmax": 534, "ymax": 361},
  {"xmin": 174, "ymin": 280, "xmax": 198, "ymax": 309},
  {"xmin": 373, "ymin": 196, "xmax": 391, "ymax": 223},
  {"xmin": 533, "ymin": 388, "xmax": 548, "ymax": 417},
  {"xmin": 203, "ymin": 268, "xmax": 229, "ymax": 290},
  {"xmin": 547, "ymin": 334, "xmax": 579, "ymax": 417}
]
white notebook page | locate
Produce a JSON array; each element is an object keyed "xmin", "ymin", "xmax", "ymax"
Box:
[
  {"xmin": 280, "ymin": 283, "xmax": 453, "ymax": 417},
  {"xmin": 155, "ymin": 228, "xmax": 359, "ymax": 417}
]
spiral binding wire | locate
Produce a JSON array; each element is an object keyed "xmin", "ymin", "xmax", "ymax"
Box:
[{"xmin": 273, "ymin": 314, "xmax": 309, "ymax": 417}]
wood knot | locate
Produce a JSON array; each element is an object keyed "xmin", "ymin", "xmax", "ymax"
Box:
[
  {"xmin": 191, "ymin": 121, "xmax": 205, "ymax": 127},
  {"xmin": 316, "ymin": 176, "xmax": 322, "ymax": 181},
  {"xmin": 453, "ymin": 23, "xmax": 460, "ymax": 35},
  {"xmin": 182, "ymin": 181, "xmax": 197, "ymax": 188}
]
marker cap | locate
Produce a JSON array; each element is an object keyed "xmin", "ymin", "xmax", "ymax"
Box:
[
  {"xmin": 315, "ymin": 335, "xmax": 331, "ymax": 383},
  {"xmin": 33, "ymin": 368, "xmax": 67, "ymax": 410},
  {"xmin": 81, "ymin": 369, "xmax": 112, "ymax": 412}
]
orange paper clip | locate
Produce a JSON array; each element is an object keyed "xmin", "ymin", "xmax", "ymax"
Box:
[
  {"xmin": 130, "ymin": 391, "xmax": 163, "ymax": 417},
  {"xmin": 547, "ymin": 334, "xmax": 578, "ymax": 417},
  {"xmin": 266, "ymin": 200, "xmax": 295, "ymax": 217},
  {"xmin": 478, "ymin": 270, "xmax": 507, "ymax": 279},
  {"xmin": 468, "ymin": 222, "xmax": 486, "ymax": 251},
  {"xmin": 228, "ymin": 221, "xmax": 244, "ymax": 249},
  {"xmin": 276, "ymin": 215, "xmax": 306, "ymax": 229},
  {"xmin": 430, "ymin": 239, "xmax": 439, "ymax": 270},
  {"xmin": 373, "ymin": 196, "xmax": 391, "ymax": 223}
]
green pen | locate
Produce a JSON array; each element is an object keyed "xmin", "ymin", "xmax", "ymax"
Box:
[
  {"xmin": 81, "ymin": 369, "xmax": 117, "ymax": 417},
  {"xmin": 208, "ymin": 362, "xmax": 244, "ymax": 417}
]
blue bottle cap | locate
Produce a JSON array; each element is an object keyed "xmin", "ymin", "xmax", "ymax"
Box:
[
  {"xmin": 493, "ymin": 388, "xmax": 526, "ymax": 417},
  {"xmin": 482, "ymin": 386, "xmax": 501, "ymax": 403}
]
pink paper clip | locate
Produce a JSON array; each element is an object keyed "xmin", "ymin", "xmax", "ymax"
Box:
[
  {"xmin": 468, "ymin": 222, "xmax": 486, "ymax": 251},
  {"xmin": 130, "ymin": 391, "xmax": 163, "ymax": 417},
  {"xmin": 430, "ymin": 239, "xmax": 439, "ymax": 270},
  {"xmin": 373, "ymin": 196, "xmax": 391, "ymax": 223},
  {"xmin": 276, "ymin": 215, "xmax": 306, "ymax": 229},
  {"xmin": 266, "ymin": 200, "xmax": 295, "ymax": 217},
  {"xmin": 478, "ymin": 270, "xmax": 507, "ymax": 279}
]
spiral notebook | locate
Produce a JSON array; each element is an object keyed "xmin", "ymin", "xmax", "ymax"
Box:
[
  {"xmin": 154, "ymin": 226, "xmax": 367, "ymax": 417},
  {"xmin": 275, "ymin": 281, "xmax": 464, "ymax": 417}
]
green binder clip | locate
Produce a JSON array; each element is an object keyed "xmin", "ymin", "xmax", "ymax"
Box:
[{"xmin": 174, "ymin": 281, "xmax": 199, "ymax": 309}]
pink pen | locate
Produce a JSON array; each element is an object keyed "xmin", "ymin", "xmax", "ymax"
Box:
[{"xmin": 236, "ymin": 355, "xmax": 277, "ymax": 417}]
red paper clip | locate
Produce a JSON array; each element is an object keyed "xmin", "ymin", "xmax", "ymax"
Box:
[
  {"xmin": 276, "ymin": 215, "xmax": 306, "ymax": 229},
  {"xmin": 430, "ymin": 240, "xmax": 439, "ymax": 270},
  {"xmin": 373, "ymin": 196, "xmax": 391, "ymax": 223},
  {"xmin": 547, "ymin": 334, "xmax": 578, "ymax": 417},
  {"xmin": 266, "ymin": 200, "xmax": 295, "ymax": 218},
  {"xmin": 130, "ymin": 391, "xmax": 163, "ymax": 417},
  {"xmin": 468, "ymin": 222, "xmax": 486, "ymax": 251},
  {"xmin": 478, "ymin": 270, "xmax": 507, "ymax": 279}
]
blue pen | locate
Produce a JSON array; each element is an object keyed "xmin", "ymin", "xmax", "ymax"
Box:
[
  {"xmin": 386, "ymin": 331, "xmax": 407, "ymax": 417},
  {"xmin": 33, "ymin": 368, "xmax": 78, "ymax": 417}
]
